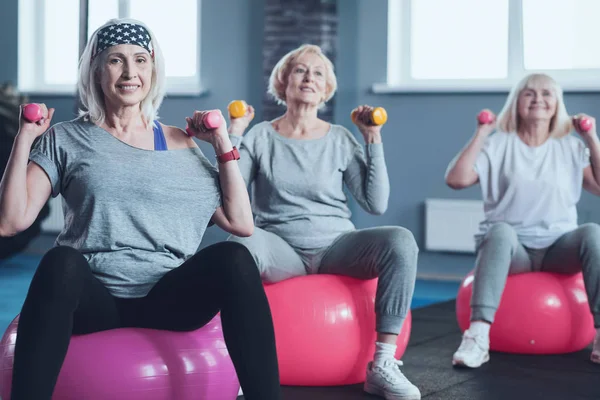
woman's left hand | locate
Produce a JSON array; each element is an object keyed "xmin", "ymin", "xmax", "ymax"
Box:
[
  {"xmin": 352, "ymin": 105, "xmax": 382, "ymax": 143},
  {"xmin": 186, "ymin": 110, "xmax": 229, "ymax": 146},
  {"xmin": 572, "ymin": 113, "xmax": 598, "ymax": 142}
]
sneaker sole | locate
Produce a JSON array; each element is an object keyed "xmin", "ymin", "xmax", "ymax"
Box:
[
  {"xmin": 452, "ymin": 353, "xmax": 490, "ymax": 368},
  {"xmin": 364, "ymin": 382, "xmax": 421, "ymax": 400}
]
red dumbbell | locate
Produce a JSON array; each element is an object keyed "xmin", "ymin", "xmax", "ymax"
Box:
[
  {"xmin": 579, "ymin": 117, "xmax": 593, "ymax": 132},
  {"xmin": 22, "ymin": 104, "xmax": 43, "ymax": 123},
  {"xmin": 477, "ymin": 110, "xmax": 494, "ymax": 125},
  {"xmin": 186, "ymin": 110, "xmax": 222, "ymax": 136}
]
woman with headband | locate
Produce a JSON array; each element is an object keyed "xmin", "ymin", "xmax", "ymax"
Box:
[{"xmin": 0, "ymin": 18, "xmax": 281, "ymax": 400}]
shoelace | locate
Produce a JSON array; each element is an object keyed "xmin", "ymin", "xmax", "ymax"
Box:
[
  {"xmin": 458, "ymin": 331, "xmax": 488, "ymax": 353},
  {"xmin": 375, "ymin": 359, "xmax": 407, "ymax": 384}
]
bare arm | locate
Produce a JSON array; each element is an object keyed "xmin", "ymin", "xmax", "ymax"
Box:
[
  {"xmin": 210, "ymin": 133, "xmax": 254, "ymax": 237},
  {"xmin": 445, "ymin": 114, "xmax": 495, "ymax": 190},
  {"xmin": 0, "ymin": 107, "xmax": 55, "ymax": 236},
  {"xmin": 575, "ymin": 115, "xmax": 600, "ymax": 196},
  {"xmin": 584, "ymin": 135, "xmax": 600, "ymax": 195},
  {"xmin": 583, "ymin": 166, "xmax": 600, "ymax": 196},
  {"xmin": 187, "ymin": 111, "xmax": 254, "ymax": 237}
]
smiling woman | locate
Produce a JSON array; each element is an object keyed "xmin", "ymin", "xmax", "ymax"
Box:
[
  {"xmin": 224, "ymin": 43, "xmax": 423, "ymax": 400},
  {"xmin": 0, "ymin": 17, "xmax": 282, "ymax": 400},
  {"xmin": 444, "ymin": 72, "xmax": 600, "ymax": 369}
]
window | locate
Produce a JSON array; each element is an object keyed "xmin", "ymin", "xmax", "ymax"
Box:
[
  {"xmin": 378, "ymin": 0, "xmax": 600, "ymax": 92},
  {"xmin": 19, "ymin": 0, "xmax": 201, "ymax": 94}
]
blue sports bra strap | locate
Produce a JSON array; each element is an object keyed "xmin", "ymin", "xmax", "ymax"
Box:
[{"xmin": 153, "ymin": 121, "xmax": 168, "ymax": 151}]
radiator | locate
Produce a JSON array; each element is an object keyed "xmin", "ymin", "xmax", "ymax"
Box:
[
  {"xmin": 41, "ymin": 195, "xmax": 64, "ymax": 233},
  {"xmin": 425, "ymin": 198, "xmax": 485, "ymax": 253}
]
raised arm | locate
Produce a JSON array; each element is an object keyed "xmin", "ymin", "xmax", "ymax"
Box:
[
  {"xmin": 344, "ymin": 105, "xmax": 390, "ymax": 215},
  {"xmin": 186, "ymin": 110, "xmax": 254, "ymax": 237},
  {"xmin": 0, "ymin": 104, "xmax": 55, "ymax": 237},
  {"xmin": 445, "ymin": 110, "xmax": 495, "ymax": 189},
  {"xmin": 228, "ymin": 101, "xmax": 257, "ymax": 187},
  {"xmin": 573, "ymin": 114, "xmax": 600, "ymax": 196}
]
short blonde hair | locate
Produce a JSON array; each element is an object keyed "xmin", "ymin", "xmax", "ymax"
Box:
[
  {"xmin": 496, "ymin": 73, "xmax": 572, "ymax": 137},
  {"xmin": 77, "ymin": 18, "xmax": 166, "ymax": 127},
  {"xmin": 268, "ymin": 44, "xmax": 337, "ymax": 108}
]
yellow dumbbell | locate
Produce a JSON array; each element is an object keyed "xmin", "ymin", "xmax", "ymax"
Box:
[
  {"xmin": 351, "ymin": 107, "xmax": 388, "ymax": 126},
  {"xmin": 228, "ymin": 100, "xmax": 254, "ymax": 120}
]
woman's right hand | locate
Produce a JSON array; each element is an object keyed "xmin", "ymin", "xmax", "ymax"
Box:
[
  {"xmin": 476, "ymin": 109, "xmax": 496, "ymax": 137},
  {"xmin": 228, "ymin": 103, "xmax": 255, "ymax": 136},
  {"xmin": 18, "ymin": 103, "xmax": 55, "ymax": 140}
]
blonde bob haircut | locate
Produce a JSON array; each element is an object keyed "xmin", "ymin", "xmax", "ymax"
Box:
[
  {"xmin": 268, "ymin": 44, "xmax": 337, "ymax": 108},
  {"xmin": 496, "ymin": 73, "xmax": 572, "ymax": 138},
  {"xmin": 77, "ymin": 18, "xmax": 166, "ymax": 127}
]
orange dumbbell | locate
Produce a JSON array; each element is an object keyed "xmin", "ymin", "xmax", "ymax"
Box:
[
  {"xmin": 351, "ymin": 107, "xmax": 388, "ymax": 126},
  {"xmin": 228, "ymin": 100, "xmax": 254, "ymax": 120}
]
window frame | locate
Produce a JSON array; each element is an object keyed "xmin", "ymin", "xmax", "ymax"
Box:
[
  {"xmin": 18, "ymin": 0, "xmax": 203, "ymax": 96},
  {"xmin": 375, "ymin": 0, "xmax": 600, "ymax": 93}
]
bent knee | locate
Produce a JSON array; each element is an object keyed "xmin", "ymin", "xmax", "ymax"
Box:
[
  {"xmin": 208, "ymin": 242, "xmax": 258, "ymax": 275},
  {"xmin": 578, "ymin": 223, "xmax": 600, "ymax": 242},
  {"xmin": 485, "ymin": 222, "xmax": 518, "ymax": 243},
  {"xmin": 382, "ymin": 226, "xmax": 419, "ymax": 254},
  {"xmin": 37, "ymin": 246, "xmax": 87, "ymax": 278},
  {"xmin": 31, "ymin": 246, "xmax": 88, "ymax": 298}
]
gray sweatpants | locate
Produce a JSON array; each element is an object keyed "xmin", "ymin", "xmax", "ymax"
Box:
[
  {"xmin": 228, "ymin": 226, "xmax": 418, "ymax": 335},
  {"xmin": 471, "ymin": 222, "xmax": 600, "ymax": 327}
]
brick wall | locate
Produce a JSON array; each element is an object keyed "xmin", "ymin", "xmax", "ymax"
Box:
[{"xmin": 262, "ymin": 0, "xmax": 337, "ymax": 122}]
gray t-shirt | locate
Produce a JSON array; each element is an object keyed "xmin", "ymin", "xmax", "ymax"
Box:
[
  {"xmin": 229, "ymin": 121, "xmax": 390, "ymax": 250},
  {"xmin": 29, "ymin": 117, "xmax": 222, "ymax": 298}
]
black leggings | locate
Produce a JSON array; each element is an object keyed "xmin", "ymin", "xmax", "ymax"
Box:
[{"xmin": 11, "ymin": 242, "xmax": 281, "ymax": 400}]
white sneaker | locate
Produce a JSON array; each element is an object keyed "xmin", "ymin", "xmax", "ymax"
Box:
[
  {"xmin": 364, "ymin": 359, "xmax": 421, "ymax": 400},
  {"xmin": 452, "ymin": 329, "xmax": 490, "ymax": 368},
  {"xmin": 591, "ymin": 332, "xmax": 600, "ymax": 364},
  {"xmin": 237, "ymin": 386, "xmax": 243, "ymax": 397}
]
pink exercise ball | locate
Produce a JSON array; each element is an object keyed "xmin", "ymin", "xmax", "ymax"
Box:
[
  {"xmin": 264, "ymin": 274, "xmax": 412, "ymax": 386},
  {"xmin": 456, "ymin": 271, "xmax": 595, "ymax": 354},
  {"xmin": 0, "ymin": 314, "xmax": 239, "ymax": 400}
]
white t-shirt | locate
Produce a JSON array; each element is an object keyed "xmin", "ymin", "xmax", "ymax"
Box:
[{"xmin": 474, "ymin": 131, "xmax": 590, "ymax": 249}]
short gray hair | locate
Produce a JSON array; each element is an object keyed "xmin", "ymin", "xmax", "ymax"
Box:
[{"xmin": 268, "ymin": 44, "xmax": 337, "ymax": 108}]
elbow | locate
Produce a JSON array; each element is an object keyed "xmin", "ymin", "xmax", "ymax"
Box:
[
  {"xmin": 368, "ymin": 201, "xmax": 388, "ymax": 216},
  {"xmin": 0, "ymin": 222, "xmax": 19, "ymax": 238},
  {"xmin": 445, "ymin": 175, "xmax": 468, "ymax": 190},
  {"xmin": 231, "ymin": 223, "xmax": 254, "ymax": 238}
]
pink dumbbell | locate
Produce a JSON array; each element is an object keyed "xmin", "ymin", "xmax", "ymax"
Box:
[
  {"xmin": 579, "ymin": 117, "xmax": 593, "ymax": 132},
  {"xmin": 22, "ymin": 104, "xmax": 43, "ymax": 123},
  {"xmin": 477, "ymin": 110, "xmax": 494, "ymax": 125},
  {"xmin": 186, "ymin": 110, "xmax": 222, "ymax": 136},
  {"xmin": 202, "ymin": 110, "xmax": 222, "ymax": 130}
]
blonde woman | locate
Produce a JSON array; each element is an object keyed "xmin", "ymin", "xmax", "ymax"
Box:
[
  {"xmin": 446, "ymin": 73, "xmax": 600, "ymax": 368},
  {"xmin": 227, "ymin": 44, "xmax": 421, "ymax": 400},
  {"xmin": 0, "ymin": 18, "xmax": 281, "ymax": 400}
]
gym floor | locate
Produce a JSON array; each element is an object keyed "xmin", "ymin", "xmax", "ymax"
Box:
[{"xmin": 271, "ymin": 301, "xmax": 600, "ymax": 399}]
